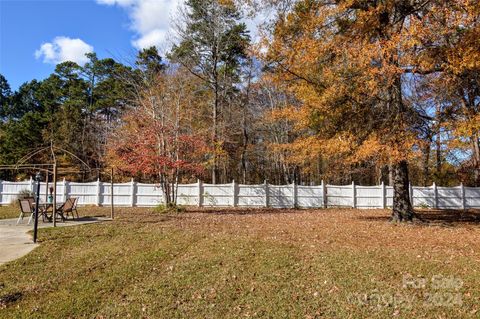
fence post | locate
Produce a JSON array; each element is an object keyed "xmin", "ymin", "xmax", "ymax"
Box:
[
  {"xmin": 460, "ymin": 183, "xmax": 466, "ymax": 210},
  {"xmin": 130, "ymin": 178, "xmax": 136, "ymax": 207},
  {"xmin": 292, "ymin": 181, "xmax": 298, "ymax": 208},
  {"xmin": 0, "ymin": 180, "xmax": 2, "ymax": 205},
  {"xmin": 29, "ymin": 176, "xmax": 34, "ymax": 193},
  {"xmin": 62, "ymin": 178, "xmax": 67, "ymax": 203},
  {"xmin": 66, "ymin": 180, "xmax": 71, "ymax": 202},
  {"xmin": 321, "ymin": 180, "xmax": 327, "ymax": 208},
  {"xmin": 381, "ymin": 181, "xmax": 386, "ymax": 209},
  {"xmin": 232, "ymin": 180, "xmax": 237, "ymax": 207},
  {"xmin": 432, "ymin": 182, "xmax": 438, "ymax": 209},
  {"xmin": 409, "ymin": 183, "xmax": 413, "ymax": 204},
  {"xmin": 264, "ymin": 180, "xmax": 269, "ymax": 208},
  {"xmin": 352, "ymin": 181, "xmax": 356, "ymax": 208},
  {"xmin": 197, "ymin": 179, "xmax": 203, "ymax": 207},
  {"xmin": 96, "ymin": 178, "xmax": 101, "ymax": 206}
]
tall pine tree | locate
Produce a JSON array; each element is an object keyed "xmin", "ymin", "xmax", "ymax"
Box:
[{"xmin": 170, "ymin": 0, "xmax": 250, "ymax": 183}]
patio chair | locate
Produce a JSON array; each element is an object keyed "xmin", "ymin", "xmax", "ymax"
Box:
[
  {"xmin": 56, "ymin": 198, "xmax": 75, "ymax": 221},
  {"xmin": 17, "ymin": 198, "xmax": 34, "ymax": 225},
  {"xmin": 70, "ymin": 197, "xmax": 79, "ymax": 219},
  {"xmin": 25, "ymin": 197, "xmax": 35, "ymax": 208}
]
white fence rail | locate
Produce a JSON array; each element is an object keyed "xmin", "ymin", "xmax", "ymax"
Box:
[{"xmin": 1, "ymin": 179, "xmax": 479, "ymax": 209}]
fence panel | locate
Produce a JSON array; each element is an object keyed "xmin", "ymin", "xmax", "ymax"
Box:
[
  {"xmin": 356, "ymin": 186, "xmax": 382, "ymax": 208},
  {"xmin": 269, "ymin": 185, "xmax": 294, "ymax": 208},
  {"xmin": 238, "ymin": 184, "xmax": 266, "ymax": 207},
  {"xmin": 202, "ymin": 184, "xmax": 232, "ymax": 206},
  {"xmin": 0, "ymin": 180, "xmax": 32, "ymax": 205},
  {"xmin": 412, "ymin": 187, "xmax": 435, "ymax": 208},
  {"xmin": 297, "ymin": 185, "xmax": 324, "ymax": 208},
  {"xmin": 99, "ymin": 183, "xmax": 131, "ymax": 206},
  {"xmin": 327, "ymin": 185, "xmax": 353, "ymax": 207},
  {"xmin": 177, "ymin": 184, "xmax": 200, "ymax": 206},
  {"xmin": 135, "ymin": 183, "xmax": 163, "ymax": 207},
  {"xmin": 1, "ymin": 180, "xmax": 479, "ymax": 209},
  {"xmin": 385, "ymin": 186, "xmax": 394, "ymax": 208},
  {"xmin": 437, "ymin": 187, "xmax": 462, "ymax": 209},
  {"xmin": 465, "ymin": 187, "xmax": 480, "ymax": 209},
  {"xmin": 68, "ymin": 182, "xmax": 97, "ymax": 205}
]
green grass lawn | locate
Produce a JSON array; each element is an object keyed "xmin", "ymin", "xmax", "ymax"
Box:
[{"xmin": 0, "ymin": 207, "xmax": 479, "ymax": 318}]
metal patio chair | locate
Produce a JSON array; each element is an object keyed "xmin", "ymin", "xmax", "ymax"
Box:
[
  {"xmin": 70, "ymin": 197, "xmax": 79, "ymax": 219},
  {"xmin": 17, "ymin": 198, "xmax": 35, "ymax": 224},
  {"xmin": 56, "ymin": 198, "xmax": 75, "ymax": 221}
]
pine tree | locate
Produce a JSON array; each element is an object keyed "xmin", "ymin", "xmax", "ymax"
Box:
[{"xmin": 170, "ymin": 0, "xmax": 250, "ymax": 184}]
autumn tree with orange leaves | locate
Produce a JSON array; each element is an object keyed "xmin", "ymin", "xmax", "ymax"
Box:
[{"xmin": 260, "ymin": 0, "xmax": 480, "ymax": 221}]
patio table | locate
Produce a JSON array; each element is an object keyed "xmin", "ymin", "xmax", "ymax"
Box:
[{"xmin": 32, "ymin": 202, "xmax": 65, "ymax": 222}]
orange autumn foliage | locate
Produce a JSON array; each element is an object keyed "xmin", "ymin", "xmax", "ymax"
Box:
[{"xmin": 260, "ymin": 0, "xmax": 480, "ymax": 180}]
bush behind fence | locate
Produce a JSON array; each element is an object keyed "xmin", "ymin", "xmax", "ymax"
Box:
[{"xmin": 1, "ymin": 179, "xmax": 479, "ymax": 209}]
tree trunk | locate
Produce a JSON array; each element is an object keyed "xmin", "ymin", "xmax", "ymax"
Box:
[
  {"xmin": 388, "ymin": 164, "xmax": 394, "ymax": 186},
  {"xmin": 422, "ymin": 141, "xmax": 431, "ymax": 187},
  {"xmin": 435, "ymin": 103, "xmax": 442, "ymax": 176},
  {"xmin": 391, "ymin": 160, "xmax": 415, "ymax": 222},
  {"xmin": 472, "ymin": 133, "xmax": 480, "ymax": 186},
  {"xmin": 379, "ymin": 164, "xmax": 389, "ymax": 185},
  {"xmin": 388, "ymin": 64, "xmax": 416, "ymax": 222},
  {"xmin": 212, "ymin": 86, "xmax": 219, "ymax": 184},
  {"xmin": 211, "ymin": 37, "xmax": 220, "ymax": 184},
  {"xmin": 241, "ymin": 113, "xmax": 248, "ymax": 184},
  {"xmin": 435, "ymin": 136, "xmax": 442, "ymax": 173},
  {"xmin": 240, "ymin": 87, "xmax": 249, "ymax": 184}
]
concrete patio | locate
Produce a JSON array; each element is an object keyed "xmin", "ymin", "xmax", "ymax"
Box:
[{"xmin": 0, "ymin": 217, "xmax": 109, "ymax": 266}]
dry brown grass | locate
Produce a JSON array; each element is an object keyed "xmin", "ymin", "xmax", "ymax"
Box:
[
  {"xmin": 0, "ymin": 207, "xmax": 479, "ymax": 318},
  {"xmin": 147, "ymin": 207, "xmax": 480, "ymax": 255}
]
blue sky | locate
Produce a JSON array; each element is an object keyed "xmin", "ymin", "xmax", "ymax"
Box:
[{"xmin": 0, "ymin": 0, "xmax": 182, "ymax": 90}]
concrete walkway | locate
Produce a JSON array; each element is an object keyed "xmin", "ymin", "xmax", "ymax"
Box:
[{"xmin": 0, "ymin": 217, "xmax": 109, "ymax": 266}]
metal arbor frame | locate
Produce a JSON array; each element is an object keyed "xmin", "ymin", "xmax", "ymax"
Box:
[{"xmin": 0, "ymin": 144, "xmax": 92, "ymax": 227}]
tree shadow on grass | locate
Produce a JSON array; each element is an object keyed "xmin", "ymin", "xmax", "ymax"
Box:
[
  {"xmin": 358, "ymin": 209, "xmax": 480, "ymax": 227},
  {"xmin": 186, "ymin": 207, "xmax": 311, "ymax": 216},
  {"xmin": 0, "ymin": 291, "xmax": 22, "ymax": 308},
  {"xmin": 70, "ymin": 216, "xmax": 101, "ymax": 222},
  {"xmin": 110, "ymin": 208, "xmax": 315, "ymax": 226}
]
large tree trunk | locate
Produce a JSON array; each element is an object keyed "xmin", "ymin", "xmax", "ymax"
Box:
[
  {"xmin": 391, "ymin": 160, "xmax": 415, "ymax": 222},
  {"xmin": 388, "ymin": 62, "xmax": 416, "ymax": 222}
]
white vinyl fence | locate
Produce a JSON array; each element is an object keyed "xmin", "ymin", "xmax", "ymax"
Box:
[{"xmin": 1, "ymin": 179, "xmax": 479, "ymax": 209}]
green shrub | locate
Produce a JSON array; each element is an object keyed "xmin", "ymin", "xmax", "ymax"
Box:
[
  {"xmin": 10, "ymin": 189, "xmax": 35, "ymax": 208},
  {"xmin": 153, "ymin": 203, "xmax": 186, "ymax": 214},
  {"xmin": 419, "ymin": 202, "xmax": 430, "ymax": 209}
]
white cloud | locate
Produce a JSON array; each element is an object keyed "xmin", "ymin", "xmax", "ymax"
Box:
[
  {"xmin": 132, "ymin": 29, "xmax": 168, "ymax": 50},
  {"xmin": 96, "ymin": 0, "xmax": 136, "ymax": 5},
  {"xmin": 97, "ymin": 0, "xmax": 181, "ymax": 50},
  {"xmin": 96, "ymin": 0, "xmax": 263, "ymax": 51},
  {"xmin": 35, "ymin": 37, "xmax": 94, "ymax": 65}
]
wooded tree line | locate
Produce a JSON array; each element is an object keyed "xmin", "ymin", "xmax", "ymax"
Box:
[{"xmin": 1, "ymin": 0, "xmax": 479, "ymax": 219}]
